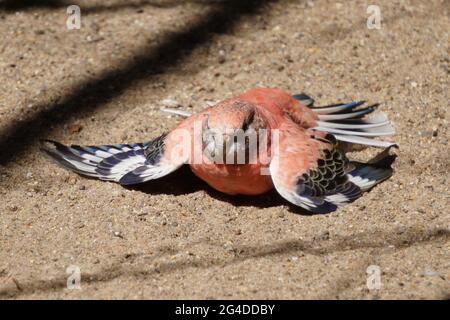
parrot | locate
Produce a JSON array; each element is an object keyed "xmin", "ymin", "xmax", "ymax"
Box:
[{"xmin": 42, "ymin": 88, "xmax": 397, "ymax": 213}]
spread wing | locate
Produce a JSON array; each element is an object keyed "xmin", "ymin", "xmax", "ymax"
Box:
[
  {"xmin": 41, "ymin": 132, "xmax": 186, "ymax": 185},
  {"xmin": 269, "ymin": 123, "xmax": 361, "ymax": 213}
]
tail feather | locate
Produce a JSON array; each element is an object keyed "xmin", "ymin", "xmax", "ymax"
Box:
[
  {"xmin": 315, "ymin": 103, "xmax": 397, "ymax": 147},
  {"xmin": 294, "ymin": 93, "xmax": 396, "ymax": 148},
  {"xmin": 313, "ymin": 106, "xmax": 375, "ymax": 121},
  {"xmin": 315, "ymin": 120, "xmax": 389, "ymax": 130},
  {"xmin": 309, "ymin": 101, "xmax": 366, "ymax": 114},
  {"xmin": 314, "ymin": 121, "xmax": 395, "ymax": 137},
  {"xmin": 333, "ymin": 134, "xmax": 396, "ymax": 149},
  {"xmin": 160, "ymin": 108, "xmax": 191, "ymax": 118}
]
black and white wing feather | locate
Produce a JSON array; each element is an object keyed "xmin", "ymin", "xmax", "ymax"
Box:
[{"xmin": 41, "ymin": 134, "xmax": 183, "ymax": 185}]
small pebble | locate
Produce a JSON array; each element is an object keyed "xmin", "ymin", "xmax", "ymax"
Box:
[
  {"xmin": 218, "ymin": 50, "xmax": 226, "ymax": 64},
  {"xmin": 67, "ymin": 123, "xmax": 83, "ymax": 134},
  {"xmin": 432, "ymin": 129, "xmax": 438, "ymax": 137}
]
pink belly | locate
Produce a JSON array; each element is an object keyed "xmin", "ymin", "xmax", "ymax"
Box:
[{"xmin": 189, "ymin": 163, "xmax": 273, "ymax": 195}]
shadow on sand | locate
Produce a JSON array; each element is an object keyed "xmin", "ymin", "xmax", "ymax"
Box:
[
  {"xmin": 0, "ymin": 0, "xmax": 274, "ymax": 166},
  {"xmin": 0, "ymin": 227, "xmax": 448, "ymax": 298}
]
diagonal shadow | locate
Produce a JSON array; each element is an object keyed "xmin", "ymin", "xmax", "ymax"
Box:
[
  {"xmin": 0, "ymin": 228, "xmax": 448, "ymax": 298},
  {"xmin": 0, "ymin": 0, "xmax": 68, "ymax": 10},
  {"xmin": 0, "ymin": 0, "xmax": 273, "ymax": 166},
  {"xmin": 0, "ymin": 0, "xmax": 213, "ymax": 12}
]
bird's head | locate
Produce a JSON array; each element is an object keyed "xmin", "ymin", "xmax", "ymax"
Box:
[{"xmin": 202, "ymin": 100, "xmax": 267, "ymax": 164}]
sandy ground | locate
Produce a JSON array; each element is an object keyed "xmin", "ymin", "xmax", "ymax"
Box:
[{"xmin": 0, "ymin": 0, "xmax": 449, "ymax": 299}]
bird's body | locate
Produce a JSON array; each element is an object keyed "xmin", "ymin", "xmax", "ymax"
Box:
[
  {"xmin": 185, "ymin": 88, "xmax": 320, "ymax": 195},
  {"xmin": 42, "ymin": 88, "xmax": 397, "ymax": 213}
]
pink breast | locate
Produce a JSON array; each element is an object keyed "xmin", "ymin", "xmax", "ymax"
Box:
[{"xmin": 189, "ymin": 162, "xmax": 273, "ymax": 195}]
